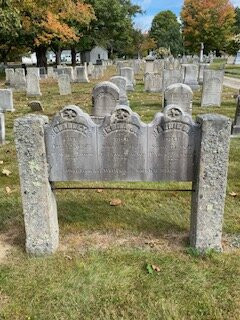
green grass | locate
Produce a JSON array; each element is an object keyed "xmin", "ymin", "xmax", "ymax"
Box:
[{"xmin": 0, "ymin": 66, "xmax": 240, "ymax": 319}]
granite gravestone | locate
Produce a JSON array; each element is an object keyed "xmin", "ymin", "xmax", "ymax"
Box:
[
  {"xmin": 120, "ymin": 67, "xmax": 135, "ymax": 91},
  {"xmin": 163, "ymin": 69, "xmax": 183, "ymax": 91},
  {"xmin": 92, "ymin": 81, "xmax": 120, "ymax": 117},
  {"xmin": 144, "ymin": 73, "xmax": 162, "ymax": 93},
  {"xmin": 47, "ymin": 67, "xmax": 54, "ymax": 77},
  {"xmin": 201, "ymin": 70, "xmax": 224, "ymax": 107},
  {"xmin": 58, "ymin": 74, "xmax": 72, "ymax": 95},
  {"xmin": 27, "ymin": 67, "xmax": 40, "ymax": 79},
  {"xmin": 15, "ymin": 104, "xmax": 232, "ymax": 255},
  {"xmin": 14, "ymin": 68, "xmax": 26, "ymax": 91},
  {"xmin": 183, "ymin": 64, "xmax": 200, "ymax": 90},
  {"xmin": 145, "ymin": 56, "xmax": 155, "ymax": 73},
  {"xmin": 26, "ymin": 74, "xmax": 42, "ymax": 96},
  {"xmin": 29, "ymin": 101, "xmax": 44, "ymax": 112},
  {"xmin": 164, "ymin": 83, "xmax": 193, "ymax": 114},
  {"xmin": 110, "ymin": 76, "xmax": 129, "ymax": 106},
  {"xmin": 75, "ymin": 66, "xmax": 89, "ymax": 83},
  {"xmin": 198, "ymin": 64, "xmax": 209, "ymax": 84},
  {"xmin": 0, "ymin": 89, "xmax": 14, "ymax": 112},
  {"xmin": 232, "ymin": 94, "xmax": 240, "ymax": 135},
  {"xmin": 5, "ymin": 68, "xmax": 14, "ymax": 85}
]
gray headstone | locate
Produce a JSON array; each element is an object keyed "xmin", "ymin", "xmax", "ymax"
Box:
[
  {"xmin": 144, "ymin": 73, "xmax": 162, "ymax": 93},
  {"xmin": 27, "ymin": 67, "xmax": 40, "ymax": 79},
  {"xmin": 163, "ymin": 69, "xmax": 183, "ymax": 91},
  {"xmin": 14, "ymin": 115, "xmax": 59, "ymax": 255},
  {"xmin": 45, "ymin": 106, "xmax": 98, "ymax": 181},
  {"xmin": 0, "ymin": 113, "xmax": 5, "ymax": 145},
  {"xmin": 14, "ymin": 68, "xmax": 26, "ymax": 91},
  {"xmin": 0, "ymin": 89, "xmax": 14, "ymax": 112},
  {"xmin": 183, "ymin": 64, "xmax": 200, "ymax": 90},
  {"xmin": 47, "ymin": 67, "xmax": 54, "ymax": 77},
  {"xmin": 92, "ymin": 81, "xmax": 120, "ymax": 116},
  {"xmin": 5, "ymin": 68, "xmax": 14, "ymax": 85},
  {"xmin": 201, "ymin": 70, "xmax": 224, "ymax": 107},
  {"xmin": 26, "ymin": 74, "xmax": 42, "ymax": 96},
  {"xmin": 58, "ymin": 74, "xmax": 71, "ymax": 95},
  {"xmin": 28, "ymin": 101, "xmax": 44, "ymax": 112},
  {"xmin": 75, "ymin": 66, "xmax": 89, "ymax": 83},
  {"xmin": 164, "ymin": 83, "xmax": 193, "ymax": 114},
  {"xmin": 198, "ymin": 64, "xmax": 209, "ymax": 84},
  {"xmin": 110, "ymin": 76, "xmax": 129, "ymax": 106},
  {"xmin": 120, "ymin": 67, "xmax": 135, "ymax": 91}
]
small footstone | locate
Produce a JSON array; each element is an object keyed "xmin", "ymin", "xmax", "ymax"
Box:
[{"xmin": 28, "ymin": 101, "xmax": 44, "ymax": 112}]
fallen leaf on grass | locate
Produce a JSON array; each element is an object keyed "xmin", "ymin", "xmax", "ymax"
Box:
[
  {"xmin": 229, "ymin": 192, "xmax": 238, "ymax": 197},
  {"xmin": 5, "ymin": 187, "xmax": 12, "ymax": 194},
  {"xmin": 97, "ymin": 189, "xmax": 103, "ymax": 193},
  {"xmin": 0, "ymin": 161, "xmax": 3, "ymax": 165},
  {"xmin": 146, "ymin": 264, "xmax": 153, "ymax": 274},
  {"xmin": 152, "ymin": 265, "xmax": 161, "ymax": 272},
  {"xmin": 2, "ymin": 169, "xmax": 11, "ymax": 176},
  {"xmin": 110, "ymin": 198, "xmax": 122, "ymax": 206}
]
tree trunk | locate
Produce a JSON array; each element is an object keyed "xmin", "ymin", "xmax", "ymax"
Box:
[
  {"xmin": 36, "ymin": 46, "xmax": 47, "ymax": 71},
  {"xmin": 55, "ymin": 48, "xmax": 62, "ymax": 66},
  {"xmin": 71, "ymin": 47, "xmax": 77, "ymax": 66}
]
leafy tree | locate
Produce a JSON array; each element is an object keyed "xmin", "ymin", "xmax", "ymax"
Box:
[
  {"xmin": 78, "ymin": 0, "xmax": 141, "ymax": 58},
  {"xmin": 149, "ymin": 10, "xmax": 183, "ymax": 56},
  {"xmin": 181, "ymin": 0, "xmax": 236, "ymax": 54},
  {"xmin": 13, "ymin": 0, "xmax": 94, "ymax": 68},
  {"xmin": 0, "ymin": 0, "xmax": 22, "ymax": 63}
]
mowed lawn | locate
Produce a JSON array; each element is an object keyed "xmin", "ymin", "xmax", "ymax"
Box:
[{"xmin": 0, "ymin": 66, "xmax": 240, "ymax": 320}]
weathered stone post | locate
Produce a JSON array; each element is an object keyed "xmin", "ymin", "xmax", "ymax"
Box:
[
  {"xmin": 0, "ymin": 113, "xmax": 5, "ymax": 145},
  {"xmin": 190, "ymin": 114, "xmax": 231, "ymax": 252},
  {"xmin": 14, "ymin": 115, "xmax": 59, "ymax": 255}
]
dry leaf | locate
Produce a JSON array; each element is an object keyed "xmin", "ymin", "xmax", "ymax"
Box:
[
  {"xmin": 2, "ymin": 169, "xmax": 11, "ymax": 176},
  {"xmin": 229, "ymin": 192, "xmax": 237, "ymax": 197},
  {"xmin": 0, "ymin": 161, "xmax": 3, "ymax": 165},
  {"xmin": 97, "ymin": 189, "xmax": 103, "ymax": 193},
  {"xmin": 152, "ymin": 264, "xmax": 161, "ymax": 272},
  {"xmin": 110, "ymin": 198, "xmax": 122, "ymax": 206},
  {"xmin": 5, "ymin": 187, "xmax": 12, "ymax": 194}
]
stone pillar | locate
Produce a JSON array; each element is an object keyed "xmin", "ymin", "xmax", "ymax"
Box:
[
  {"xmin": 14, "ymin": 115, "xmax": 59, "ymax": 255},
  {"xmin": 0, "ymin": 113, "xmax": 5, "ymax": 145},
  {"xmin": 190, "ymin": 114, "xmax": 231, "ymax": 252}
]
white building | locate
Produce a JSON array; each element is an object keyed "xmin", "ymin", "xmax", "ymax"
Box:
[{"xmin": 81, "ymin": 46, "xmax": 108, "ymax": 64}]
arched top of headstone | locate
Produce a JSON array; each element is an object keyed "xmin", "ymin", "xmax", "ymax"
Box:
[
  {"xmin": 110, "ymin": 76, "xmax": 127, "ymax": 84},
  {"xmin": 145, "ymin": 55, "xmax": 155, "ymax": 61},
  {"xmin": 93, "ymin": 81, "xmax": 120, "ymax": 98},
  {"xmin": 47, "ymin": 105, "xmax": 96, "ymax": 129},
  {"xmin": 165, "ymin": 83, "xmax": 193, "ymax": 96}
]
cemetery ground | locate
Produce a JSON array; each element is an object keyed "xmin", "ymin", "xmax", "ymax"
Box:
[{"xmin": 0, "ymin": 67, "xmax": 240, "ymax": 319}]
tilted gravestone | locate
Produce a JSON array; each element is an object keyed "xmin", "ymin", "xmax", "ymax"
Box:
[
  {"xmin": 183, "ymin": 64, "xmax": 200, "ymax": 90},
  {"xmin": 58, "ymin": 74, "xmax": 71, "ymax": 95},
  {"xmin": 110, "ymin": 76, "xmax": 129, "ymax": 106},
  {"xmin": 92, "ymin": 81, "xmax": 120, "ymax": 117},
  {"xmin": 164, "ymin": 83, "xmax": 193, "ymax": 114},
  {"xmin": 28, "ymin": 101, "xmax": 44, "ymax": 112},
  {"xmin": 144, "ymin": 73, "xmax": 162, "ymax": 93},
  {"xmin": 163, "ymin": 69, "xmax": 183, "ymax": 91},
  {"xmin": 120, "ymin": 67, "xmax": 135, "ymax": 91},
  {"xmin": 75, "ymin": 66, "xmax": 89, "ymax": 83},
  {"xmin": 26, "ymin": 74, "xmax": 42, "ymax": 97},
  {"xmin": 201, "ymin": 70, "xmax": 224, "ymax": 107},
  {"xmin": 232, "ymin": 94, "xmax": 240, "ymax": 135},
  {"xmin": 15, "ymin": 104, "xmax": 231, "ymax": 255},
  {"xmin": 5, "ymin": 68, "xmax": 14, "ymax": 85},
  {"xmin": 0, "ymin": 113, "xmax": 5, "ymax": 145},
  {"xmin": 0, "ymin": 89, "xmax": 14, "ymax": 112}
]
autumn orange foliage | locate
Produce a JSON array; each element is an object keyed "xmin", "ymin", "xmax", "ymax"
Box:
[{"xmin": 181, "ymin": 0, "xmax": 236, "ymax": 52}]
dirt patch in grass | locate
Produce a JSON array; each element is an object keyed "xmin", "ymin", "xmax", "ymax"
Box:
[
  {"xmin": 0, "ymin": 236, "xmax": 13, "ymax": 263},
  {"xmin": 59, "ymin": 231, "xmax": 189, "ymax": 254}
]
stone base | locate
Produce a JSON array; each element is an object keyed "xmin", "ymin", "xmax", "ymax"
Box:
[{"xmin": 126, "ymin": 85, "xmax": 134, "ymax": 91}]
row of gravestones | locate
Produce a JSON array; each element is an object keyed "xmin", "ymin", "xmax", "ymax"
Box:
[
  {"xmin": 144, "ymin": 67, "xmax": 224, "ymax": 107},
  {"xmin": 5, "ymin": 64, "xmax": 108, "ymax": 97}
]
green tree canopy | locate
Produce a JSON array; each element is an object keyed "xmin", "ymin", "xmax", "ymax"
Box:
[{"xmin": 149, "ymin": 10, "xmax": 183, "ymax": 56}]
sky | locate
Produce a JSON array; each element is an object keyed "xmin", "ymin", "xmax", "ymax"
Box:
[{"xmin": 133, "ymin": 0, "xmax": 240, "ymax": 32}]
